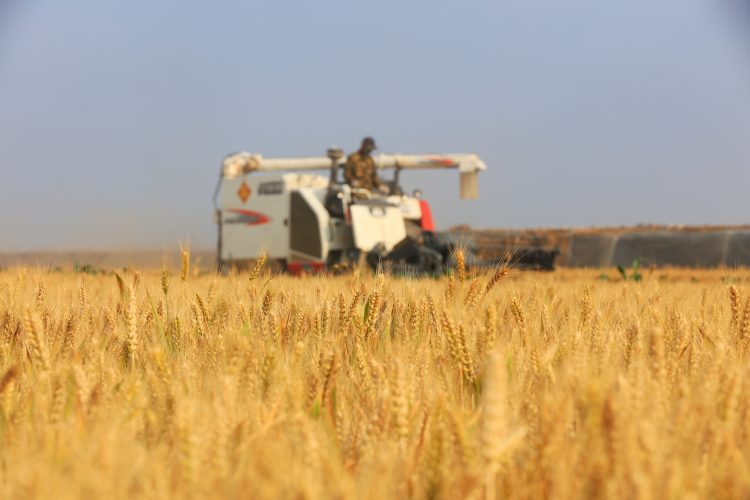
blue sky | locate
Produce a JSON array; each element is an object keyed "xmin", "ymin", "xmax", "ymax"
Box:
[{"xmin": 1, "ymin": 0, "xmax": 750, "ymax": 250}]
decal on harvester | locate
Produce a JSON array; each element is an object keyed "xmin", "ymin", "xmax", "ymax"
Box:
[
  {"xmin": 225, "ymin": 209, "xmax": 270, "ymax": 226},
  {"xmin": 428, "ymin": 157, "xmax": 454, "ymax": 167},
  {"xmin": 258, "ymin": 181, "xmax": 283, "ymax": 195},
  {"xmin": 237, "ymin": 181, "xmax": 252, "ymax": 203}
]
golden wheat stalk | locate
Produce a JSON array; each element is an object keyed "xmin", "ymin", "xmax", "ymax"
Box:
[
  {"xmin": 261, "ymin": 289, "xmax": 274, "ymax": 317},
  {"xmin": 455, "ymin": 249, "xmax": 466, "ymax": 285},
  {"xmin": 484, "ymin": 265, "xmax": 509, "ymax": 294},
  {"xmin": 161, "ymin": 267, "xmax": 170, "ymax": 297},
  {"xmin": 35, "ymin": 282, "xmax": 46, "ymax": 308},
  {"xmin": 0, "ymin": 365, "xmax": 19, "ymax": 395},
  {"xmin": 320, "ymin": 349, "xmax": 337, "ymax": 408},
  {"xmin": 482, "ymin": 348, "xmax": 526, "ymax": 500},
  {"xmin": 180, "ymin": 245, "xmax": 190, "ymax": 282},
  {"xmin": 126, "ymin": 280, "xmax": 139, "ymax": 362},
  {"xmin": 249, "ymin": 250, "xmax": 268, "ymax": 281},
  {"xmin": 510, "ymin": 297, "xmax": 527, "ymax": 342},
  {"xmin": 77, "ymin": 283, "xmax": 87, "ymax": 312},
  {"xmin": 441, "ymin": 310, "xmax": 472, "ymax": 381},
  {"xmin": 391, "ymin": 363, "xmax": 409, "ymax": 448},
  {"xmin": 23, "ymin": 306, "xmax": 50, "ymax": 372},
  {"xmin": 446, "ymin": 275, "xmax": 456, "ymax": 301},
  {"xmin": 730, "ymin": 285, "xmax": 741, "ymax": 329},
  {"xmin": 464, "ymin": 277, "xmax": 481, "ymax": 307}
]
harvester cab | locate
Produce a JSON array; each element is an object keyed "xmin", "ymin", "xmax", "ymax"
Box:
[{"xmin": 214, "ymin": 148, "xmax": 486, "ymax": 274}]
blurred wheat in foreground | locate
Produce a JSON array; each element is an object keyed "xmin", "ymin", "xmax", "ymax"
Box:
[{"xmin": 1, "ymin": 266, "xmax": 750, "ymax": 499}]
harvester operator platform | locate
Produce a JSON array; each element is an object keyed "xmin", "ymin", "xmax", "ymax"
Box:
[{"xmin": 344, "ymin": 137, "xmax": 389, "ymax": 195}]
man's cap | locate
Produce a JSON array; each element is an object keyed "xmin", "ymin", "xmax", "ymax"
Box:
[{"xmin": 361, "ymin": 137, "xmax": 377, "ymax": 150}]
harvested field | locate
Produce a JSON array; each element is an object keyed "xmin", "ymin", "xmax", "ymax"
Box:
[{"xmin": 1, "ymin": 263, "xmax": 750, "ymax": 498}]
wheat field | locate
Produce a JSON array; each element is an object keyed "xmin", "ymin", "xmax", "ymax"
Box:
[{"xmin": 1, "ymin": 260, "xmax": 749, "ymax": 499}]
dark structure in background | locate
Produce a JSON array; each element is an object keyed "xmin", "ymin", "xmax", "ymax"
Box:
[{"xmin": 457, "ymin": 225, "xmax": 750, "ymax": 268}]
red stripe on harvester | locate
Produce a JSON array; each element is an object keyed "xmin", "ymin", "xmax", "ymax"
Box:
[
  {"xmin": 418, "ymin": 199, "xmax": 435, "ymax": 232},
  {"xmin": 227, "ymin": 209, "xmax": 271, "ymax": 226},
  {"xmin": 429, "ymin": 157, "xmax": 455, "ymax": 167}
]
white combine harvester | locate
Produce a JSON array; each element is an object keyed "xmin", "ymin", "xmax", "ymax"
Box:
[{"xmin": 213, "ymin": 147, "xmax": 486, "ymax": 274}]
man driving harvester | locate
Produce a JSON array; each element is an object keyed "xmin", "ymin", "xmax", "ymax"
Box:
[{"xmin": 344, "ymin": 137, "xmax": 389, "ymax": 195}]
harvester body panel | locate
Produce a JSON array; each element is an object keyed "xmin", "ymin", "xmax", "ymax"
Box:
[
  {"xmin": 289, "ymin": 188, "xmax": 330, "ymax": 262},
  {"xmin": 219, "ymin": 175, "xmax": 288, "ymax": 262},
  {"xmin": 387, "ymin": 196, "xmax": 422, "ymax": 221},
  {"xmin": 350, "ymin": 204, "xmax": 407, "ymax": 253},
  {"xmin": 219, "ymin": 173, "xmax": 328, "ymax": 263}
]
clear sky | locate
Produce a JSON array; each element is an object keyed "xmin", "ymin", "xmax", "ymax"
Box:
[{"xmin": 1, "ymin": 0, "xmax": 749, "ymax": 250}]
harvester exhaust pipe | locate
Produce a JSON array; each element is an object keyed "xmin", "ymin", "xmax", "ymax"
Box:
[{"xmin": 327, "ymin": 147, "xmax": 344, "ymax": 186}]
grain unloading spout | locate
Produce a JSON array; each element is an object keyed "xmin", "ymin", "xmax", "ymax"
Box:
[
  {"xmin": 221, "ymin": 151, "xmax": 487, "ymax": 199},
  {"xmin": 460, "ymin": 171, "xmax": 479, "ymax": 200}
]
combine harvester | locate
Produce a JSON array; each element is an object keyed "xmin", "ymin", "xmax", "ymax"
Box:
[{"xmin": 214, "ymin": 148, "xmax": 558, "ymax": 274}]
